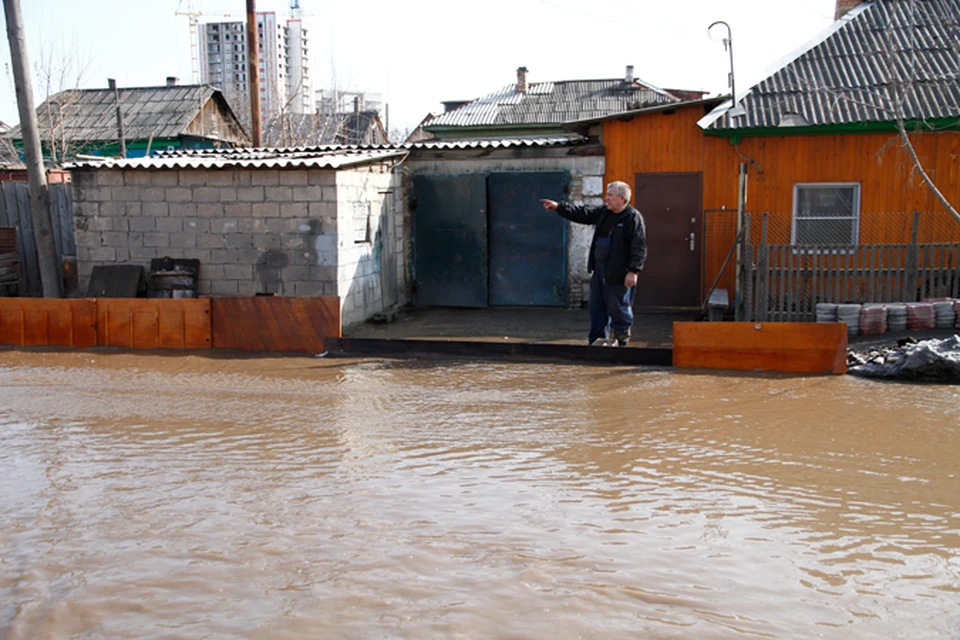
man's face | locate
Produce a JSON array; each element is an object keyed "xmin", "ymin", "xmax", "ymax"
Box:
[{"xmin": 605, "ymin": 188, "xmax": 627, "ymax": 213}]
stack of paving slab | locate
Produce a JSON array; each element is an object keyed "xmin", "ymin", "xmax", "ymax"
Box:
[
  {"xmin": 886, "ymin": 304, "xmax": 908, "ymax": 332},
  {"xmin": 906, "ymin": 302, "xmax": 936, "ymax": 330},
  {"xmin": 859, "ymin": 304, "xmax": 888, "ymax": 335},
  {"xmin": 836, "ymin": 304, "xmax": 862, "ymax": 336},
  {"xmin": 815, "ymin": 300, "xmax": 960, "ymax": 334},
  {"xmin": 815, "ymin": 303, "xmax": 838, "ymax": 323},
  {"xmin": 933, "ymin": 301, "xmax": 956, "ymax": 329}
]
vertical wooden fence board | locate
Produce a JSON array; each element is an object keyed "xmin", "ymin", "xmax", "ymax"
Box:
[
  {"xmin": 0, "ymin": 298, "xmax": 96, "ymax": 347},
  {"xmin": 97, "ymin": 299, "xmax": 211, "ymax": 350},
  {"xmin": 13, "ymin": 185, "xmax": 40, "ymax": 297},
  {"xmin": 211, "ymin": 296, "xmax": 340, "ymax": 353}
]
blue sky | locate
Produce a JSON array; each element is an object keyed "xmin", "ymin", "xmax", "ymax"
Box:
[{"xmin": 2, "ymin": 0, "xmax": 837, "ymax": 135}]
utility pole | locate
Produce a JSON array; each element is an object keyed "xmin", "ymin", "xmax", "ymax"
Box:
[
  {"xmin": 246, "ymin": 0, "xmax": 262, "ymax": 146},
  {"xmin": 3, "ymin": 0, "xmax": 62, "ymax": 297}
]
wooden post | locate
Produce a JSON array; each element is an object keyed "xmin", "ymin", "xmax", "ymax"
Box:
[
  {"xmin": 3, "ymin": 0, "xmax": 62, "ymax": 297},
  {"xmin": 246, "ymin": 0, "xmax": 262, "ymax": 147},
  {"xmin": 108, "ymin": 78, "xmax": 127, "ymax": 158},
  {"xmin": 734, "ymin": 163, "xmax": 747, "ymax": 318},
  {"xmin": 740, "ymin": 212, "xmax": 753, "ymax": 321},
  {"xmin": 757, "ymin": 213, "xmax": 768, "ymax": 322},
  {"xmin": 903, "ymin": 211, "xmax": 920, "ymax": 301}
]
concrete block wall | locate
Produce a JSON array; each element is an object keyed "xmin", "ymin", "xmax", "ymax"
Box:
[
  {"xmin": 71, "ymin": 162, "xmax": 409, "ymax": 327},
  {"xmin": 335, "ymin": 165, "xmax": 406, "ymax": 329},
  {"xmin": 405, "ymin": 154, "xmax": 605, "ymax": 307}
]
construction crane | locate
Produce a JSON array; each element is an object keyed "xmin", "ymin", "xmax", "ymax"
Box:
[{"xmin": 174, "ymin": 0, "xmax": 201, "ymax": 83}]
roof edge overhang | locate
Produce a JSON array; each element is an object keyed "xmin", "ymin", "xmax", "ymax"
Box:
[
  {"xmin": 65, "ymin": 149, "xmax": 409, "ymax": 171},
  {"xmin": 423, "ymin": 123, "xmax": 562, "ymax": 136},
  {"xmin": 564, "ymin": 97, "xmax": 727, "ymax": 131},
  {"xmin": 703, "ymin": 116, "xmax": 960, "ymax": 140}
]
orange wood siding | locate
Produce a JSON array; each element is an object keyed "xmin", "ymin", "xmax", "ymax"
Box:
[
  {"xmin": 603, "ymin": 105, "xmax": 960, "ymax": 297},
  {"xmin": 673, "ymin": 321, "xmax": 848, "ymax": 374},
  {"xmin": 0, "ymin": 298, "xmax": 97, "ymax": 348}
]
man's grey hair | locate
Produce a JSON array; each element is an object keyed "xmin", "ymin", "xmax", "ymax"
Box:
[{"xmin": 607, "ymin": 181, "xmax": 631, "ymax": 202}]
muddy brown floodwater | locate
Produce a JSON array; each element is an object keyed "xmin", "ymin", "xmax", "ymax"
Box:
[{"xmin": 1, "ymin": 350, "xmax": 959, "ymax": 639}]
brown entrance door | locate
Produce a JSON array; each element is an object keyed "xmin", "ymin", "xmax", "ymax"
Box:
[{"xmin": 633, "ymin": 172, "xmax": 702, "ymax": 308}]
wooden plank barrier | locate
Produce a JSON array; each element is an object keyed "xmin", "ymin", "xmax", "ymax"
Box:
[
  {"xmin": 673, "ymin": 322, "xmax": 847, "ymax": 375},
  {"xmin": 0, "ymin": 298, "xmax": 97, "ymax": 348},
  {"xmin": 210, "ymin": 296, "xmax": 340, "ymax": 353},
  {"xmin": 97, "ymin": 298, "xmax": 211, "ymax": 349}
]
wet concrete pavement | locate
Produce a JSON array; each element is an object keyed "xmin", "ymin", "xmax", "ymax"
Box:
[{"xmin": 344, "ymin": 306, "xmax": 695, "ymax": 348}]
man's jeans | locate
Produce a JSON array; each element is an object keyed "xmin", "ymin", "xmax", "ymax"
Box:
[{"xmin": 588, "ymin": 261, "xmax": 635, "ymax": 343}]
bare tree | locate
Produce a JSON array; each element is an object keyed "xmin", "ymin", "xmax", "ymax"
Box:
[{"xmin": 32, "ymin": 35, "xmax": 92, "ymax": 165}]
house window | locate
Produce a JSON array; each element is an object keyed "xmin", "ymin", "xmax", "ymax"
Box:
[{"xmin": 792, "ymin": 183, "xmax": 860, "ymax": 245}]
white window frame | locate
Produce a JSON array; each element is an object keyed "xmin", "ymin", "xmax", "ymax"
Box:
[{"xmin": 791, "ymin": 182, "xmax": 861, "ymax": 246}]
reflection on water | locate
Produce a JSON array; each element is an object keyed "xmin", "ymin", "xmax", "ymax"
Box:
[{"xmin": 1, "ymin": 350, "xmax": 959, "ymax": 639}]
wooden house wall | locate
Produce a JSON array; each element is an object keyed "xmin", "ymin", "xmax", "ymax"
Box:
[
  {"xmin": 603, "ymin": 105, "xmax": 960, "ymax": 297},
  {"xmin": 184, "ymin": 99, "xmax": 249, "ymax": 146}
]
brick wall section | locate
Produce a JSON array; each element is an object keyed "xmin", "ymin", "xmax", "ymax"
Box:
[{"xmin": 71, "ymin": 162, "xmax": 409, "ymax": 327}]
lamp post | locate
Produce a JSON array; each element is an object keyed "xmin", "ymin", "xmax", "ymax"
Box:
[
  {"xmin": 708, "ymin": 20, "xmax": 746, "ymax": 118},
  {"xmin": 709, "ymin": 20, "xmax": 748, "ymax": 318}
]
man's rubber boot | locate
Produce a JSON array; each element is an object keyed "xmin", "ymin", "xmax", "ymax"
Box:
[{"xmin": 614, "ymin": 327, "xmax": 630, "ymax": 347}]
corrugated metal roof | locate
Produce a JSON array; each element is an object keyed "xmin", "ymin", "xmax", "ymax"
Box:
[
  {"xmin": 405, "ymin": 135, "xmax": 587, "ymax": 149},
  {"xmin": 7, "ymin": 85, "xmax": 234, "ymax": 142},
  {"xmin": 704, "ymin": 0, "xmax": 960, "ymax": 131},
  {"xmin": 66, "ymin": 147, "xmax": 407, "ymax": 170},
  {"xmin": 425, "ymin": 78, "xmax": 679, "ymax": 129},
  {"xmin": 65, "ymin": 136, "xmax": 589, "ymax": 169}
]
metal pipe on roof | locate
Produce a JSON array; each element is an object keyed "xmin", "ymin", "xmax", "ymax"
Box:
[{"xmin": 108, "ymin": 78, "xmax": 127, "ymax": 158}]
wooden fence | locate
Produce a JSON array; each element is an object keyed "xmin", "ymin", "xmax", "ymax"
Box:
[
  {"xmin": 739, "ymin": 213, "xmax": 960, "ymax": 322},
  {"xmin": 0, "ymin": 181, "xmax": 75, "ymax": 297}
]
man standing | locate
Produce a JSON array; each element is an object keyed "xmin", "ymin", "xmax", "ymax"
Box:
[{"xmin": 541, "ymin": 181, "xmax": 647, "ymax": 346}]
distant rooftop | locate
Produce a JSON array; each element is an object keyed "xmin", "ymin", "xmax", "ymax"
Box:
[
  {"xmin": 6, "ymin": 83, "xmax": 246, "ymax": 144},
  {"xmin": 425, "ymin": 67, "xmax": 698, "ymax": 131}
]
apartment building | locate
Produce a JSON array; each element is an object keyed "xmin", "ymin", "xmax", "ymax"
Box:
[{"xmin": 198, "ymin": 12, "xmax": 311, "ymax": 117}]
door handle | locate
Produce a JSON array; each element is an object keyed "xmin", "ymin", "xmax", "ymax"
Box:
[{"xmin": 685, "ymin": 232, "xmax": 695, "ymax": 251}]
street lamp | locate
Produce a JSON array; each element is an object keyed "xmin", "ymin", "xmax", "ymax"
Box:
[{"xmin": 708, "ymin": 20, "xmax": 746, "ymax": 119}]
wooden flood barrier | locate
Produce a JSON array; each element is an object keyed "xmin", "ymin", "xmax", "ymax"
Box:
[
  {"xmin": 97, "ymin": 299, "xmax": 211, "ymax": 349},
  {"xmin": 0, "ymin": 298, "xmax": 97, "ymax": 348},
  {"xmin": 0, "ymin": 296, "xmax": 340, "ymax": 354},
  {"xmin": 211, "ymin": 296, "xmax": 340, "ymax": 353},
  {"xmin": 673, "ymin": 322, "xmax": 847, "ymax": 375}
]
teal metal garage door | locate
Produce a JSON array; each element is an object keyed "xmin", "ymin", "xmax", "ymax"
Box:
[
  {"xmin": 488, "ymin": 172, "xmax": 568, "ymax": 306},
  {"xmin": 413, "ymin": 174, "xmax": 488, "ymax": 307}
]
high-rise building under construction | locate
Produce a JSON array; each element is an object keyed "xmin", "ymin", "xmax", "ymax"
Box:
[{"xmin": 197, "ymin": 12, "xmax": 311, "ymax": 118}]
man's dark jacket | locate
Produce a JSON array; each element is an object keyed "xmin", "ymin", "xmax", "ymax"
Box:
[{"xmin": 556, "ymin": 202, "xmax": 647, "ymax": 283}]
